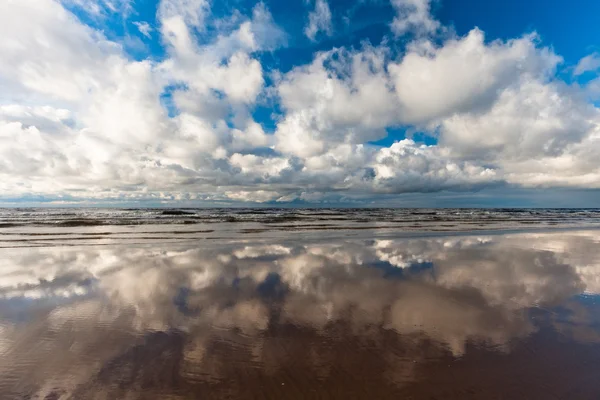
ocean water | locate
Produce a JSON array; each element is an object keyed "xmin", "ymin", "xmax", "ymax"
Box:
[
  {"xmin": 1, "ymin": 208, "xmax": 600, "ymax": 248},
  {"xmin": 2, "ymin": 207, "xmax": 600, "ymax": 227}
]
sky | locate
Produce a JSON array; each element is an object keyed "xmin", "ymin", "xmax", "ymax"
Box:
[{"xmin": 2, "ymin": 0, "xmax": 600, "ymax": 207}]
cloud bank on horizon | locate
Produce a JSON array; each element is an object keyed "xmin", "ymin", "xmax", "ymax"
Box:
[{"xmin": 1, "ymin": 0, "xmax": 600, "ymax": 206}]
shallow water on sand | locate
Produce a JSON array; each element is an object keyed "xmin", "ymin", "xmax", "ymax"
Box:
[{"xmin": 1, "ymin": 228, "xmax": 600, "ymax": 399}]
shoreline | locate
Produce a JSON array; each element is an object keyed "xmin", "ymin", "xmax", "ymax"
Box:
[{"xmin": 1, "ymin": 222, "xmax": 600, "ymax": 249}]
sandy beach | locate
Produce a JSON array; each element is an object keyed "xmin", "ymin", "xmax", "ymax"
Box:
[{"xmin": 1, "ymin": 211, "xmax": 600, "ymax": 399}]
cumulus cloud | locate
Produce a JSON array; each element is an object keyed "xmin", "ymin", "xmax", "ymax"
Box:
[
  {"xmin": 389, "ymin": 30, "xmax": 562, "ymax": 124},
  {"xmin": 368, "ymin": 140, "xmax": 498, "ymax": 193},
  {"xmin": 0, "ymin": 0, "xmax": 600, "ymax": 203},
  {"xmin": 276, "ymin": 46, "xmax": 398, "ymax": 149},
  {"xmin": 0, "ymin": 0, "xmax": 120, "ymax": 102}
]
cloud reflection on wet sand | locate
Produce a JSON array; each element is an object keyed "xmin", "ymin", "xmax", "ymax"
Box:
[{"xmin": 1, "ymin": 230, "xmax": 600, "ymax": 398}]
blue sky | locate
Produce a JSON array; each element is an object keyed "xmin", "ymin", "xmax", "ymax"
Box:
[
  {"xmin": 71, "ymin": 0, "xmax": 600, "ymax": 73},
  {"xmin": 1, "ymin": 0, "xmax": 600, "ymax": 206},
  {"xmin": 69, "ymin": 0, "xmax": 600, "ymax": 144}
]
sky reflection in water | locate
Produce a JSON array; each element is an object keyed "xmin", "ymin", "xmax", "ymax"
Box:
[{"xmin": 1, "ymin": 230, "xmax": 600, "ymax": 398}]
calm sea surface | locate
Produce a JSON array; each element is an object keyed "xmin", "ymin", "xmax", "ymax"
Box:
[{"xmin": 1, "ymin": 209, "xmax": 600, "ymax": 398}]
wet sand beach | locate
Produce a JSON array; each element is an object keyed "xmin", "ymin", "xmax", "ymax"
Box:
[{"xmin": 1, "ymin": 209, "xmax": 600, "ymax": 399}]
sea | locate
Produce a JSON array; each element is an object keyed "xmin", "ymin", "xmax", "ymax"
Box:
[{"xmin": 1, "ymin": 207, "xmax": 600, "ymax": 247}]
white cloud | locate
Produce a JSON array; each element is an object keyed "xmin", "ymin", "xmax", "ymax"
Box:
[
  {"xmin": 225, "ymin": 190, "xmax": 282, "ymax": 202},
  {"xmin": 368, "ymin": 140, "xmax": 499, "ymax": 193},
  {"xmin": 304, "ymin": 0, "xmax": 333, "ymax": 41},
  {"xmin": 250, "ymin": 2, "xmax": 288, "ymax": 51},
  {"xmin": 574, "ymin": 52, "xmax": 600, "ymax": 76},
  {"xmin": 390, "ymin": 0, "xmax": 440, "ymax": 36},
  {"xmin": 133, "ymin": 21, "xmax": 153, "ymax": 38},
  {"xmin": 230, "ymin": 121, "xmax": 272, "ymax": 151},
  {"xmin": 275, "ymin": 46, "xmax": 398, "ymax": 152},
  {"xmin": 158, "ymin": 0, "xmax": 210, "ymax": 29},
  {"xmin": 0, "ymin": 0, "xmax": 600, "ymax": 203},
  {"xmin": 443, "ymin": 80, "xmax": 594, "ymax": 151},
  {"xmin": 61, "ymin": 0, "xmax": 134, "ymax": 17},
  {"xmin": 389, "ymin": 29, "xmax": 561, "ymax": 124},
  {"xmin": 438, "ymin": 79, "xmax": 600, "ymax": 188},
  {"xmin": 229, "ymin": 153, "xmax": 289, "ymax": 177},
  {"xmin": 0, "ymin": 0, "xmax": 120, "ymax": 102}
]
